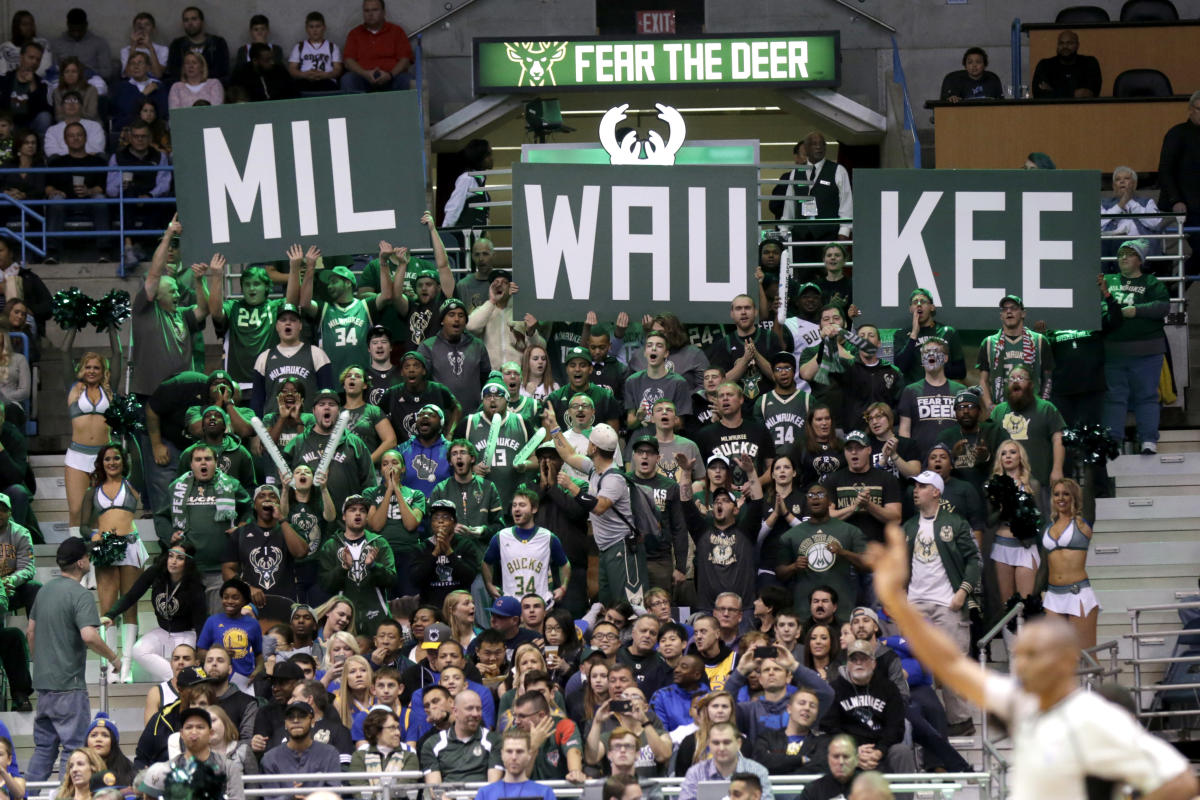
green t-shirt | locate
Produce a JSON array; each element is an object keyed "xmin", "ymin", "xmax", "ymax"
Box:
[
  {"xmin": 362, "ymin": 483, "xmax": 428, "ymax": 553},
  {"xmin": 218, "ymin": 297, "xmax": 282, "ymax": 385},
  {"xmin": 347, "ymin": 403, "xmax": 386, "ymax": 456},
  {"xmin": 777, "ymin": 517, "xmax": 865, "ymax": 619},
  {"xmin": 31, "ymin": 575, "xmax": 101, "ymax": 692}
]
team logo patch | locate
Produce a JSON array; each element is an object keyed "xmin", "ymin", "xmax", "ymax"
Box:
[{"xmin": 939, "ymin": 525, "xmax": 954, "ymax": 542}]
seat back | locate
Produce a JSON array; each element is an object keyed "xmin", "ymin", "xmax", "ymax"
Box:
[
  {"xmin": 1055, "ymin": 5, "xmax": 1111, "ymax": 23},
  {"xmin": 1120, "ymin": 0, "xmax": 1179, "ymax": 21},
  {"xmin": 1112, "ymin": 68, "xmax": 1173, "ymax": 97}
]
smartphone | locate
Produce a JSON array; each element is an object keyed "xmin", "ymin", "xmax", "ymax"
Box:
[
  {"xmin": 754, "ymin": 646, "xmax": 778, "ymax": 660},
  {"xmin": 170, "ymin": 236, "xmax": 181, "ymax": 250},
  {"xmin": 610, "ymin": 699, "xmax": 632, "ymax": 713}
]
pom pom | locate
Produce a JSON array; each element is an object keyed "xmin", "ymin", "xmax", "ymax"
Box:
[
  {"xmin": 50, "ymin": 287, "xmax": 93, "ymax": 332},
  {"xmin": 104, "ymin": 394, "xmax": 145, "ymax": 437},
  {"xmin": 1062, "ymin": 423, "xmax": 1121, "ymax": 465},
  {"xmin": 90, "ymin": 532, "xmax": 129, "ymax": 568},
  {"xmin": 984, "ymin": 474, "xmax": 1041, "ymax": 544},
  {"xmin": 165, "ymin": 756, "xmax": 226, "ymax": 800},
  {"xmin": 88, "ymin": 289, "xmax": 132, "ymax": 333}
]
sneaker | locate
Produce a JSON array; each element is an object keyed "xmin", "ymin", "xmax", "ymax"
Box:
[
  {"xmin": 11, "ymin": 694, "xmax": 30, "ymax": 713},
  {"xmin": 123, "ymin": 245, "xmax": 141, "ymax": 269},
  {"xmin": 1140, "ymin": 442, "xmax": 1158, "ymax": 455}
]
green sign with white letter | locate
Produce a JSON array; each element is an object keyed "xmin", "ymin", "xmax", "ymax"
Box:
[
  {"xmin": 474, "ymin": 33, "xmax": 840, "ymax": 92},
  {"xmin": 172, "ymin": 92, "xmax": 426, "ymax": 266},
  {"xmin": 512, "ymin": 162, "xmax": 757, "ymax": 323},
  {"xmin": 853, "ymin": 169, "xmax": 1101, "ymax": 330}
]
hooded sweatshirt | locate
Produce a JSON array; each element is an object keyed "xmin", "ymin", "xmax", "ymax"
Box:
[
  {"xmin": 827, "ymin": 668, "xmax": 906, "ymax": 754},
  {"xmin": 0, "ymin": 520, "xmax": 35, "ymax": 591}
]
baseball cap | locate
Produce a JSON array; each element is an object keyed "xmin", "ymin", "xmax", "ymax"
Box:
[
  {"xmin": 565, "ymin": 346, "xmax": 591, "ymax": 364},
  {"xmin": 277, "ymin": 302, "xmax": 301, "ymax": 319},
  {"xmin": 312, "ymin": 388, "xmax": 340, "ymax": 406},
  {"xmin": 706, "ymin": 453, "xmax": 731, "ymax": 466},
  {"xmin": 253, "ymin": 484, "xmax": 280, "ymax": 502},
  {"xmin": 401, "ymin": 350, "xmax": 429, "ymax": 371},
  {"xmin": 422, "ymin": 622, "xmax": 452, "ymax": 649},
  {"xmin": 284, "ymin": 701, "xmax": 314, "ymax": 717},
  {"xmin": 271, "ymin": 660, "xmax": 305, "ymax": 682},
  {"xmin": 797, "ymin": 281, "xmax": 822, "ymax": 296},
  {"xmin": 366, "ymin": 324, "xmax": 390, "ymax": 342},
  {"xmin": 176, "ymin": 666, "xmax": 217, "ymax": 688},
  {"xmin": 56, "ymin": 537, "xmax": 90, "ymax": 567},
  {"xmin": 928, "ymin": 441, "xmax": 953, "ymax": 457},
  {"xmin": 438, "ymin": 297, "xmax": 467, "ymax": 320},
  {"xmin": 913, "ymin": 470, "xmax": 945, "ymax": 493},
  {"xmin": 1118, "ymin": 239, "xmax": 1148, "ymax": 261},
  {"xmin": 846, "ymin": 639, "xmax": 876, "ymax": 659},
  {"xmin": 330, "ymin": 265, "xmax": 357, "ymax": 287},
  {"xmin": 844, "ymin": 430, "xmax": 870, "ymax": 448},
  {"xmin": 535, "ymin": 439, "xmax": 560, "ymax": 455},
  {"xmin": 851, "ymin": 606, "xmax": 880, "ymax": 628},
  {"xmin": 487, "ymin": 268, "xmax": 512, "ymax": 282},
  {"xmin": 342, "ymin": 494, "xmax": 369, "ymax": 513},
  {"xmin": 588, "ymin": 423, "xmax": 619, "ymax": 452},
  {"xmin": 631, "ymin": 435, "xmax": 659, "ymax": 453},
  {"xmin": 488, "ymin": 596, "xmax": 521, "ymax": 618},
  {"xmin": 429, "ymin": 499, "xmax": 458, "ymax": 518},
  {"xmin": 418, "ymin": 403, "xmax": 445, "ymax": 425},
  {"xmin": 0, "ymin": 492, "xmax": 11, "ymax": 510},
  {"xmin": 711, "ymin": 487, "xmax": 735, "ymax": 503},
  {"xmin": 771, "ymin": 351, "xmax": 796, "ymax": 369},
  {"xmin": 135, "ymin": 763, "xmax": 169, "ymax": 798},
  {"xmin": 90, "ymin": 771, "xmax": 120, "ymax": 795},
  {"xmin": 998, "ymin": 294, "xmax": 1024, "ymax": 309}
]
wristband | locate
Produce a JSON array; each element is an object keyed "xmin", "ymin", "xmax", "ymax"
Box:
[
  {"xmin": 549, "ymin": 427, "xmax": 561, "ymax": 436},
  {"xmin": 575, "ymin": 492, "xmax": 599, "ymax": 513}
]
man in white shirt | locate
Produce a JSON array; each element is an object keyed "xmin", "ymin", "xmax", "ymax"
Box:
[
  {"xmin": 42, "ymin": 92, "xmax": 105, "ymax": 156},
  {"xmin": 873, "ymin": 521, "xmax": 1197, "ymax": 800}
]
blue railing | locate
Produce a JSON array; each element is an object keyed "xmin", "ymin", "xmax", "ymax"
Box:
[{"xmin": 0, "ymin": 163, "xmax": 175, "ymax": 274}]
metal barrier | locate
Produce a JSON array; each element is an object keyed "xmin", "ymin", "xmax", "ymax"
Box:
[
  {"xmin": 17, "ymin": 770, "xmax": 993, "ymax": 800},
  {"xmin": 0, "ymin": 163, "xmax": 175, "ymax": 269},
  {"xmin": 976, "ymin": 600, "xmax": 1023, "ymax": 800},
  {"xmin": 1126, "ymin": 599, "xmax": 1200, "ymax": 732}
]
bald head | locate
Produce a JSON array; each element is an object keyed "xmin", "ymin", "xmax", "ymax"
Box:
[
  {"xmin": 849, "ymin": 772, "xmax": 893, "ymax": 800},
  {"xmin": 452, "ymin": 689, "xmax": 483, "ymax": 735},
  {"xmin": 1011, "ymin": 617, "xmax": 1081, "ymax": 701}
]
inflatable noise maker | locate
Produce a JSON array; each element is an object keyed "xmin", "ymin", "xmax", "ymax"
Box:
[{"xmin": 51, "ymin": 287, "xmax": 133, "ymax": 390}]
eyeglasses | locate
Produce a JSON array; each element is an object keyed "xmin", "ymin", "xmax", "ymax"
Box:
[
  {"xmin": 806, "ymin": 491, "xmax": 826, "ymax": 499},
  {"xmin": 380, "ymin": 723, "xmax": 401, "ymax": 731},
  {"xmin": 608, "ymin": 742, "xmax": 637, "ymax": 751},
  {"xmin": 715, "ymin": 606, "xmax": 740, "ymax": 614},
  {"xmin": 592, "ymin": 632, "xmax": 619, "ymax": 641}
]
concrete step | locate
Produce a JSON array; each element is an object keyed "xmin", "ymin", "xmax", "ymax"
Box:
[{"xmin": 1094, "ymin": 495, "xmax": 1196, "ymax": 521}]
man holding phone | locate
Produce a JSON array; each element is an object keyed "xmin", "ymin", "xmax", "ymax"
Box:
[
  {"xmin": 724, "ymin": 643, "xmax": 835, "ymax": 743},
  {"xmin": 583, "ymin": 668, "xmax": 671, "ymax": 779}
]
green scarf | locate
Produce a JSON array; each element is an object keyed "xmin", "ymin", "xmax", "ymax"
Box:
[{"xmin": 170, "ymin": 470, "xmax": 241, "ymax": 530}]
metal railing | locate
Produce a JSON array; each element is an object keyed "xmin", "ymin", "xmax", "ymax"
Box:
[
  {"xmin": 15, "ymin": 770, "xmax": 994, "ymax": 800},
  {"xmin": 977, "ymin": 600, "xmax": 1023, "ymax": 800},
  {"xmin": 1126, "ymin": 599, "xmax": 1200, "ymax": 731},
  {"xmin": 0, "ymin": 162, "xmax": 176, "ymax": 271}
]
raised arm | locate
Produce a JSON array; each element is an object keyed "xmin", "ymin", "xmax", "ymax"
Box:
[
  {"xmin": 296, "ymin": 245, "xmax": 321, "ymax": 316},
  {"xmin": 145, "ymin": 214, "xmax": 181, "ymax": 300},
  {"xmin": 425, "ymin": 212, "xmax": 455, "ymax": 298},
  {"xmin": 207, "ymin": 251, "xmax": 226, "ymax": 324}
]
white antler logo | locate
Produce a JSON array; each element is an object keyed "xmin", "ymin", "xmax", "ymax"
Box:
[
  {"xmin": 599, "ymin": 103, "xmax": 687, "ymax": 166},
  {"xmin": 505, "ymin": 42, "xmax": 569, "ymax": 87}
]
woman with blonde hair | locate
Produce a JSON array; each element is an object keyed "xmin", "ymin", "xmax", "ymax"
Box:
[
  {"xmin": 674, "ymin": 691, "xmax": 746, "ymax": 775},
  {"xmin": 334, "ymin": 655, "xmax": 374, "ymax": 729},
  {"xmin": 319, "ymin": 631, "xmax": 360, "ymax": 691},
  {"xmin": 168, "ymin": 52, "xmax": 223, "ymax": 108},
  {"xmin": 66, "ymin": 352, "xmax": 111, "ymax": 542},
  {"xmin": 989, "ymin": 439, "xmax": 1041, "ymax": 603},
  {"xmin": 498, "ymin": 643, "xmax": 547, "ymax": 700},
  {"xmin": 206, "ymin": 705, "xmax": 257, "ymax": 775},
  {"xmin": 54, "ymin": 748, "xmax": 105, "ymax": 799},
  {"xmin": 0, "ymin": 328, "xmax": 30, "ymax": 414},
  {"xmin": 314, "ymin": 595, "xmax": 356, "ymax": 644},
  {"xmin": 1043, "ymin": 477, "xmax": 1099, "ymax": 648},
  {"xmin": 442, "ymin": 590, "xmax": 479, "ymax": 650}
]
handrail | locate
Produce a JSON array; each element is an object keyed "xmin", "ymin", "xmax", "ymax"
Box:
[
  {"xmin": 407, "ymin": 0, "xmax": 487, "ymax": 38},
  {"xmin": 979, "ymin": 601, "xmax": 1024, "ymax": 649},
  {"xmin": 977, "ymin": 601, "xmax": 1021, "ymax": 800}
]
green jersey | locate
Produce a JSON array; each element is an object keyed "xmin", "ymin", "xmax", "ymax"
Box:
[
  {"xmin": 317, "ymin": 529, "xmax": 395, "ymax": 634},
  {"xmin": 347, "ymin": 403, "xmax": 386, "ymax": 456},
  {"xmin": 464, "ymin": 410, "xmax": 532, "ymax": 508},
  {"xmin": 363, "ymin": 483, "xmax": 428, "ymax": 553},
  {"xmin": 430, "ymin": 474, "xmax": 505, "ymax": 541},
  {"xmin": 319, "ymin": 297, "xmax": 374, "ymax": 380},
  {"xmin": 219, "ymin": 298, "xmax": 282, "ymax": 385}
]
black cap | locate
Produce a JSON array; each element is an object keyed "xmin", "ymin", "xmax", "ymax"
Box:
[
  {"xmin": 285, "ymin": 701, "xmax": 314, "ymax": 717},
  {"xmin": 57, "ymin": 537, "xmax": 90, "ymax": 567},
  {"xmin": 366, "ymin": 324, "xmax": 390, "ymax": 342},
  {"xmin": 176, "ymin": 666, "xmax": 217, "ymax": 688},
  {"xmin": 999, "ymin": 294, "xmax": 1024, "ymax": 309},
  {"xmin": 271, "ymin": 660, "xmax": 305, "ymax": 682},
  {"xmin": 487, "ymin": 269, "xmax": 512, "ymax": 282},
  {"xmin": 631, "ymin": 435, "xmax": 659, "ymax": 453},
  {"xmin": 711, "ymin": 487, "xmax": 736, "ymax": 502},
  {"xmin": 771, "ymin": 351, "xmax": 796, "ymax": 369},
  {"xmin": 429, "ymin": 499, "xmax": 458, "ymax": 518},
  {"xmin": 277, "ymin": 302, "xmax": 302, "ymax": 319},
  {"xmin": 179, "ymin": 707, "xmax": 212, "ymax": 726},
  {"xmin": 89, "ymin": 771, "xmax": 119, "ymax": 793},
  {"xmin": 312, "ymin": 388, "xmax": 341, "ymax": 405},
  {"xmin": 68, "ymin": 8, "xmax": 88, "ymax": 24},
  {"xmin": 439, "ymin": 297, "xmax": 467, "ymax": 320}
]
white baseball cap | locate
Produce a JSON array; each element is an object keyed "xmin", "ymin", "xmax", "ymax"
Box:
[
  {"xmin": 913, "ymin": 470, "xmax": 944, "ymax": 493},
  {"xmin": 588, "ymin": 423, "xmax": 619, "ymax": 452}
]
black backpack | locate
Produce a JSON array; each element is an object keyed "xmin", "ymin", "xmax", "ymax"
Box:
[{"xmin": 601, "ymin": 470, "xmax": 661, "ymax": 546}]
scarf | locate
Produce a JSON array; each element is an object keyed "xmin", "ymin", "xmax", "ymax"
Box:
[
  {"xmin": 810, "ymin": 336, "xmax": 845, "ymax": 386},
  {"xmin": 170, "ymin": 470, "xmax": 240, "ymax": 530}
]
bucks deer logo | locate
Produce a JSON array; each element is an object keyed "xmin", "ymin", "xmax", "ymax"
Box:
[
  {"xmin": 505, "ymin": 42, "xmax": 568, "ymax": 86},
  {"xmin": 599, "ymin": 103, "xmax": 686, "ymax": 165}
]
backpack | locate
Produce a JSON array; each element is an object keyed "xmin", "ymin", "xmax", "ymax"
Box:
[{"xmin": 600, "ymin": 470, "xmax": 661, "ymax": 547}]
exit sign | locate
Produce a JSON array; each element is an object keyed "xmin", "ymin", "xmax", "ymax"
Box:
[{"xmin": 637, "ymin": 10, "xmax": 675, "ymax": 34}]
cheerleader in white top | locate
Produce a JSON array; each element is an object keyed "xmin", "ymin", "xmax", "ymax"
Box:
[{"xmin": 1042, "ymin": 477, "xmax": 1099, "ymax": 649}]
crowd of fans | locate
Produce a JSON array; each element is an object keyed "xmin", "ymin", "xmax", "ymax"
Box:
[{"xmin": 0, "ymin": 4, "xmax": 1191, "ymax": 800}]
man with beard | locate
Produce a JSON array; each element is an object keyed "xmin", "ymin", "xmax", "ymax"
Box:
[
  {"xmin": 628, "ymin": 436, "xmax": 691, "ymax": 600},
  {"xmin": 250, "ymin": 660, "xmax": 305, "ymax": 757},
  {"xmin": 319, "ymin": 495, "xmax": 395, "ymax": 635},
  {"xmin": 178, "ymin": 405, "xmax": 256, "ymax": 488},
  {"xmin": 1032, "ymin": 30, "xmax": 1101, "ymax": 98},
  {"xmin": 624, "ymin": 332, "xmax": 693, "ymax": 431},
  {"xmin": 455, "ymin": 237, "xmax": 496, "ymax": 313},
  {"xmin": 977, "ymin": 294, "xmax": 1054, "ymax": 410},
  {"xmin": 285, "ymin": 389, "xmax": 375, "ymax": 514},
  {"xmin": 363, "ymin": 325, "xmax": 401, "ymax": 407},
  {"xmin": 199, "ymin": 646, "xmax": 259, "ymax": 740},
  {"xmin": 251, "ymin": 302, "xmax": 334, "ymax": 416},
  {"xmin": 694, "ymin": 383, "xmax": 774, "ymax": 487},
  {"xmin": 412, "ymin": 500, "xmax": 482, "ymax": 607},
  {"xmin": 482, "ymin": 490, "xmax": 570, "ymax": 607},
  {"xmin": 682, "ymin": 477, "xmax": 764, "ymax": 613},
  {"xmin": 379, "ymin": 351, "xmax": 460, "ymax": 443},
  {"xmin": 158, "ymin": 446, "xmax": 251, "ymax": 612},
  {"xmin": 467, "ymin": 269, "xmax": 545, "ymax": 368},
  {"xmin": 890, "ymin": 289, "xmax": 967, "ymax": 385},
  {"xmin": 936, "ymin": 388, "xmax": 1008, "ymax": 498},
  {"xmin": 925, "ymin": 443, "xmax": 986, "ymax": 546},
  {"xmin": 837, "ymin": 324, "xmax": 903, "ymax": 428},
  {"xmin": 988, "ymin": 364, "xmax": 1065, "ymax": 490},
  {"xmin": 430, "ymin": 439, "xmax": 505, "ymax": 539},
  {"xmin": 559, "ymin": 394, "xmax": 623, "ymax": 477},
  {"xmin": 546, "ymin": 347, "xmax": 622, "ymax": 430},
  {"xmin": 465, "ymin": 377, "xmax": 537, "ymax": 508},
  {"xmin": 711, "ymin": 294, "xmax": 792, "ymax": 399},
  {"xmin": 824, "ymin": 431, "xmax": 902, "ymax": 546},
  {"xmin": 222, "ymin": 485, "xmax": 307, "ymax": 617},
  {"xmin": 898, "ymin": 337, "xmax": 967, "ymax": 457},
  {"xmin": 756, "ymin": 352, "xmax": 811, "ymax": 453},
  {"xmin": 419, "ymin": 298, "xmax": 492, "ymax": 415},
  {"xmin": 261, "ymin": 701, "xmax": 343, "ymax": 796},
  {"xmin": 777, "ymin": 483, "xmax": 866, "ymax": 619},
  {"xmin": 827, "ymin": 640, "xmax": 917, "ymax": 773},
  {"xmin": 398, "ymin": 405, "xmax": 453, "ymax": 498}
]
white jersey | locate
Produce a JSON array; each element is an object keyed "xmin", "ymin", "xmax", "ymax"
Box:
[
  {"xmin": 784, "ymin": 316, "xmax": 821, "ymax": 393},
  {"xmin": 984, "ymin": 674, "xmax": 1188, "ymax": 800},
  {"xmin": 496, "ymin": 526, "xmax": 555, "ymax": 602},
  {"xmin": 288, "ymin": 39, "xmax": 342, "ymax": 73}
]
